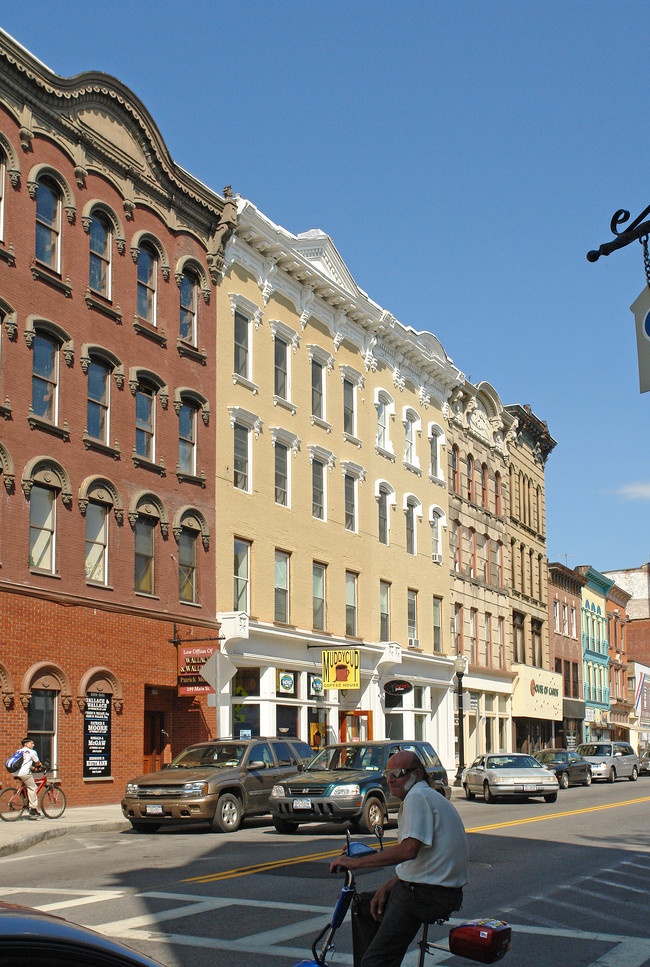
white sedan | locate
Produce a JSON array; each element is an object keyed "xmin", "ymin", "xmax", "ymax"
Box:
[{"xmin": 462, "ymin": 753, "xmax": 559, "ymax": 803}]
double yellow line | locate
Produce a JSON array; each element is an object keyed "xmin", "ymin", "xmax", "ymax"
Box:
[{"xmin": 183, "ymin": 795, "xmax": 650, "ymax": 884}]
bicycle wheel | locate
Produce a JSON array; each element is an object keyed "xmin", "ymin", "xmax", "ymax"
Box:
[
  {"xmin": 0, "ymin": 786, "xmax": 25, "ymax": 821},
  {"xmin": 40, "ymin": 784, "xmax": 66, "ymax": 819}
]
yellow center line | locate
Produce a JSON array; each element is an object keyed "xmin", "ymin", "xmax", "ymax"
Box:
[{"xmin": 182, "ymin": 795, "xmax": 650, "ymax": 884}]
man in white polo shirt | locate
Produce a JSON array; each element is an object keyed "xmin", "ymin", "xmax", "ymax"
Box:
[
  {"xmin": 16, "ymin": 737, "xmax": 44, "ymax": 818},
  {"xmin": 330, "ymin": 749, "xmax": 468, "ymax": 967}
]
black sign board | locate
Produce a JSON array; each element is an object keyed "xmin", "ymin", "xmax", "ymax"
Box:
[
  {"xmin": 384, "ymin": 680, "xmax": 413, "ymax": 696},
  {"xmin": 83, "ymin": 691, "xmax": 111, "ymax": 779}
]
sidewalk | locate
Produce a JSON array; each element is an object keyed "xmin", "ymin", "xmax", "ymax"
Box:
[{"xmin": 0, "ymin": 803, "xmax": 130, "ymax": 857}]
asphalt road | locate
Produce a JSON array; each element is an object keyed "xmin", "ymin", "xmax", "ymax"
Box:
[{"xmin": 1, "ymin": 778, "xmax": 649, "ymax": 967}]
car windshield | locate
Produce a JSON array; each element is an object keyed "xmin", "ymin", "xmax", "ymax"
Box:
[
  {"xmin": 307, "ymin": 745, "xmax": 384, "ymax": 771},
  {"xmin": 536, "ymin": 751, "xmax": 566, "ymax": 764},
  {"xmin": 577, "ymin": 744, "xmax": 611, "ymax": 757},
  {"xmin": 486, "ymin": 755, "xmax": 541, "ymax": 770},
  {"xmin": 169, "ymin": 744, "xmax": 246, "ymax": 769}
]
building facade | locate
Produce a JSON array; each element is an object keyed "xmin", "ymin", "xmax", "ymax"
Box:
[
  {"xmin": 0, "ymin": 31, "xmax": 235, "ymax": 804},
  {"xmin": 606, "ymin": 583, "xmax": 632, "ymax": 741},
  {"xmin": 505, "ymin": 404, "xmax": 559, "ymax": 752},
  {"xmin": 576, "ymin": 566, "xmax": 614, "ymax": 743},
  {"xmin": 628, "ymin": 660, "xmax": 650, "ymax": 752},
  {"xmin": 547, "ymin": 562, "xmax": 587, "ymax": 747}
]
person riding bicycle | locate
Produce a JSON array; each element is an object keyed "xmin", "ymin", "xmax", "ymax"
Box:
[
  {"xmin": 329, "ymin": 749, "xmax": 469, "ymax": 967},
  {"xmin": 16, "ymin": 738, "xmax": 44, "ymax": 819}
]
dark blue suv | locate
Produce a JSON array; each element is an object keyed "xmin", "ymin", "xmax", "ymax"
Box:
[{"xmin": 269, "ymin": 739, "xmax": 450, "ymax": 833}]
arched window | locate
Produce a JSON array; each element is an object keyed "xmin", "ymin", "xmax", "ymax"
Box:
[
  {"xmin": 495, "ymin": 472, "xmax": 502, "ymax": 517},
  {"xmin": 404, "ymin": 494, "xmax": 422, "ymax": 556},
  {"xmin": 87, "ymin": 356, "xmax": 111, "ymax": 444},
  {"xmin": 429, "ymin": 505, "xmax": 446, "ymax": 563},
  {"xmin": 79, "ymin": 476, "xmax": 123, "ymax": 586},
  {"xmin": 481, "ymin": 464, "xmax": 488, "ymax": 509},
  {"xmin": 174, "ymin": 505, "xmax": 209, "ymax": 605},
  {"xmin": 135, "ymin": 382, "xmax": 156, "ymax": 461},
  {"xmin": 23, "ymin": 458, "xmax": 72, "ymax": 575},
  {"xmin": 377, "ymin": 396, "xmax": 389, "ymax": 450},
  {"xmin": 451, "ymin": 445, "xmax": 460, "ymax": 494},
  {"xmin": 179, "ymin": 269, "xmax": 198, "ymax": 345},
  {"xmin": 137, "ymin": 243, "xmax": 157, "ymax": 325},
  {"xmin": 178, "ymin": 400, "xmax": 198, "ymax": 476},
  {"xmin": 468, "ymin": 527, "xmax": 477, "ymax": 577},
  {"xmin": 451, "ymin": 520, "xmax": 461, "ymax": 572},
  {"xmin": 467, "ymin": 455, "xmax": 475, "ymax": 502},
  {"xmin": 35, "ymin": 176, "xmax": 61, "ymax": 270},
  {"xmin": 89, "ymin": 211, "xmax": 111, "ymax": 298},
  {"xmin": 32, "ymin": 329, "xmax": 58, "ymax": 423},
  {"xmin": 129, "ymin": 492, "xmax": 169, "ymax": 596},
  {"xmin": 428, "ymin": 423, "xmax": 445, "ymax": 482}
]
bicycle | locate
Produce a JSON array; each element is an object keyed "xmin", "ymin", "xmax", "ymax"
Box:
[
  {"xmin": 0, "ymin": 772, "xmax": 66, "ymax": 821},
  {"xmin": 295, "ymin": 826, "xmax": 510, "ymax": 967}
]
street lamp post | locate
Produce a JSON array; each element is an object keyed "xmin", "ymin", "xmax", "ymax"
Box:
[{"xmin": 454, "ymin": 654, "xmax": 468, "ymax": 787}]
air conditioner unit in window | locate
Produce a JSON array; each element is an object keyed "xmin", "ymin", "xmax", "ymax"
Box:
[
  {"xmin": 432, "ymin": 553, "xmax": 443, "ymax": 564},
  {"xmin": 408, "ymin": 637, "xmax": 420, "ymax": 649}
]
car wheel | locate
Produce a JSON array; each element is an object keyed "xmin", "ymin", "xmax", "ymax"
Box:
[
  {"xmin": 607, "ymin": 767, "xmax": 616, "ymax": 783},
  {"xmin": 583, "ymin": 771, "xmax": 592, "ymax": 787},
  {"xmin": 543, "ymin": 792, "xmax": 558, "ymax": 803},
  {"xmin": 559, "ymin": 772, "xmax": 569, "ymax": 790},
  {"xmin": 273, "ymin": 816, "xmax": 299, "ymax": 834},
  {"xmin": 129, "ymin": 821, "xmax": 160, "ymax": 833},
  {"xmin": 483, "ymin": 781, "xmax": 496, "ymax": 804},
  {"xmin": 464, "ymin": 783, "xmax": 475, "ymax": 800},
  {"xmin": 629, "ymin": 766, "xmax": 638, "ymax": 782},
  {"xmin": 212, "ymin": 793, "xmax": 243, "ymax": 832},
  {"xmin": 360, "ymin": 796, "xmax": 385, "ymax": 833}
]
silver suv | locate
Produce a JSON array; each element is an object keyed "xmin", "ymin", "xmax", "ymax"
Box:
[
  {"xmin": 575, "ymin": 741, "xmax": 640, "ymax": 783},
  {"xmin": 121, "ymin": 737, "xmax": 313, "ymax": 833}
]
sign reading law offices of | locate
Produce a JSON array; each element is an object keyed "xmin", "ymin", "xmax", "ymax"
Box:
[
  {"xmin": 511, "ymin": 663, "xmax": 562, "ymax": 720},
  {"xmin": 177, "ymin": 644, "xmax": 218, "ymax": 696}
]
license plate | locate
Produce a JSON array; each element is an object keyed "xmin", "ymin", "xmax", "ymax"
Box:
[
  {"xmin": 523, "ymin": 785, "xmax": 536, "ymax": 792},
  {"xmin": 146, "ymin": 804, "xmax": 163, "ymax": 815},
  {"xmin": 292, "ymin": 798, "xmax": 312, "ymax": 809}
]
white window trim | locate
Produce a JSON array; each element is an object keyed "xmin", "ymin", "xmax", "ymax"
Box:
[
  {"xmin": 341, "ymin": 460, "xmax": 366, "ymax": 483},
  {"xmin": 402, "ymin": 406, "xmax": 422, "ymax": 474},
  {"xmin": 374, "ymin": 387, "xmax": 396, "ymax": 460},
  {"xmin": 429, "ymin": 504, "xmax": 446, "ymax": 564},
  {"xmin": 308, "ymin": 345, "xmax": 332, "ymax": 431},
  {"xmin": 227, "ymin": 406, "xmax": 263, "ymax": 438},
  {"xmin": 270, "ymin": 426, "xmax": 301, "ymax": 456},
  {"xmin": 310, "ymin": 453, "xmax": 328, "ymax": 522},
  {"xmin": 428, "ymin": 421, "xmax": 446, "ymax": 485},
  {"xmin": 376, "ymin": 479, "xmax": 396, "ymax": 544},
  {"xmin": 307, "ymin": 443, "xmax": 336, "ymax": 472}
]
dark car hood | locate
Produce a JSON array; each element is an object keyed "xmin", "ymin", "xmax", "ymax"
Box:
[
  {"xmin": 129, "ymin": 766, "xmax": 241, "ymax": 785},
  {"xmin": 295, "ymin": 768, "xmax": 381, "ymax": 787}
]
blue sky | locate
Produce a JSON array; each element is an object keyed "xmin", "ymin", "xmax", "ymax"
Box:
[{"xmin": 3, "ymin": 1, "xmax": 648, "ymax": 571}]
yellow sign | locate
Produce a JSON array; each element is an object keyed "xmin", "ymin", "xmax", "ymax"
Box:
[{"xmin": 322, "ymin": 649, "xmax": 361, "ymax": 689}]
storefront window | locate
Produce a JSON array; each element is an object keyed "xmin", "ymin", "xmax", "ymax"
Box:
[
  {"xmin": 385, "ymin": 713, "xmax": 403, "ymax": 740},
  {"xmin": 276, "ymin": 704, "xmax": 298, "ymax": 737},
  {"xmin": 233, "ymin": 667, "xmax": 260, "ymax": 697},
  {"xmin": 414, "ymin": 712, "xmax": 426, "ymax": 741},
  {"xmin": 28, "ymin": 688, "xmax": 56, "ymax": 768},
  {"xmin": 232, "ymin": 702, "xmax": 260, "ymax": 738}
]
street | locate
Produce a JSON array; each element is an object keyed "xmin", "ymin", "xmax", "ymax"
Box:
[{"xmin": 1, "ymin": 780, "xmax": 649, "ymax": 967}]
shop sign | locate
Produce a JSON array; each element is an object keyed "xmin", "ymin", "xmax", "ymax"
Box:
[
  {"xmin": 309, "ymin": 673, "xmax": 324, "ymax": 698},
  {"xmin": 585, "ymin": 707, "xmax": 595, "ymax": 722},
  {"xmin": 277, "ymin": 670, "xmax": 296, "ymax": 696},
  {"xmin": 83, "ymin": 691, "xmax": 111, "ymax": 779},
  {"xmin": 177, "ymin": 644, "xmax": 218, "ymax": 696},
  {"xmin": 384, "ymin": 680, "xmax": 413, "ymax": 696},
  {"xmin": 511, "ymin": 663, "xmax": 562, "ymax": 720},
  {"xmin": 322, "ymin": 649, "xmax": 361, "ymax": 689}
]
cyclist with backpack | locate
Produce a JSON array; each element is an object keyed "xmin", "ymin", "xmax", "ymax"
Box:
[{"xmin": 7, "ymin": 738, "xmax": 43, "ymax": 818}]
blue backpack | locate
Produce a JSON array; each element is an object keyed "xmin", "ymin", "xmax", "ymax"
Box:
[{"xmin": 5, "ymin": 749, "xmax": 24, "ymax": 774}]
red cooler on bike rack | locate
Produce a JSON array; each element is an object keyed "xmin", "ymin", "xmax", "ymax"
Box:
[{"xmin": 448, "ymin": 919, "xmax": 511, "ymax": 963}]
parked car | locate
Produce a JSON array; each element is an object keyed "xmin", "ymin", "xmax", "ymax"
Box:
[
  {"xmin": 639, "ymin": 749, "xmax": 650, "ymax": 775},
  {"xmin": 462, "ymin": 753, "xmax": 559, "ymax": 803},
  {"xmin": 269, "ymin": 740, "xmax": 450, "ymax": 833},
  {"xmin": 533, "ymin": 749, "xmax": 592, "ymax": 788},
  {"xmin": 575, "ymin": 741, "xmax": 640, "ymax": 783},
  {"xmin": 121, "ymin": 736, "xmax": 314, "ymax": 833},
  {"xmin": 0, "ymin": 899, "xmax": 166, "ymax": 966}
]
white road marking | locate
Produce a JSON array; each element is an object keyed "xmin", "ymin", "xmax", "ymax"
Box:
[{"xmin": 39, "ymin": 892, "xmax": 124, "ymax": 912}]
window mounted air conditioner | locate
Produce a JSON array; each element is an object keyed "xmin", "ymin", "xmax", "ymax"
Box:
[
  {"xmin": 432, "ymin": 553, "xmax": 443, "ymax": 564},
  {"xmin": 408, "ymin": 637, "xmax": 420, "ymax": 649}
]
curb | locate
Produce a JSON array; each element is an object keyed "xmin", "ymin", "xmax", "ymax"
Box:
[{"xmin": 0, "ymin": 820, "xmax": 132, "ymax": 858}]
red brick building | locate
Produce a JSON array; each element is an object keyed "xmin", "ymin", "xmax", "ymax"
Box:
[
  {"xmin": 0, "ymin": 32, "xmax": 235, "ymax": 804},
  {"xmin": 547, "ymin": 562, "xmax": 586, "ymax": 746}
]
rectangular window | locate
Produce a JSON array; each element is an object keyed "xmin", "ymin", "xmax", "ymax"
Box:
[
  {"xmin": 85, "ymin": 502, "xmax": 108, "ymax": 585},
  {"xmin": 234, "ymin": 310, "xmax": 249, "ymax": 378},
  {"xmin": 496, "ymin": 617, "xmax": 504, "ymax": 668},
  {"xmin": 343, "ymin": 378, "xmax": 355, "ymax": 435},
  {"xmin": 233, "ymin": 423, "xmax": 250, "ymax": 491},
  {"xmin": 433, "ymin": 596, "xmax": 443, "ymax": 653},
  {"xmin": 87, "ymin": 359, "xmax": 110, "ymax": 443},
  {"xmin": 570, "ymin": 606, "xmax": 576, "ymax": 637},
  {"xmin": 563, "ymin": 659, "xmax": 571, "ymax": 699},
  {"xmin": 136, "ymin": 247, "xmax": 156, "ymax": 324},
  {"xmin": 451, "ymin": 521, "xmax": 461, "ymax": 572},
  {"xmin": 312, "ymin": 459, "xmax": 325, "ymax": 519},
  {"xmin": 513, "ymin": 611, "xmax": 525, "ymax": 663},
  {"xmin": 234, "ymin": 538, "xmax": 251, "ymax": 611},
  {"xmin": 378, "ymin": 491, "xmax": 388, "ymax": 545},
  {"xmin": 485, "ymin": 613, "xmax": 492, "ymax": 667},
  {"xmin": 406, "ymin": 505, "xmax": 415, "ymax": 555},
  {"xmin": 562, "ymin": 603, "xmax": 568, "ymax": 636},
  {"xmin": 178, "ymin": 529, "xmax": 197, "ymax": 603},
  {"xmin": 274, "ymin": 337, "xmax": 289, "ymax": 400},
  {"xmin": 135, "ymin": 386, "xmax": 155, "ymax": 460},
  {"xmin": 32, "ymin": 332, "xmax": 58, "ymax": 422},
  {"xmin": 313, "ymin": 562, "xmax": 326, "ymax": 631},
  {"xmin": 274, "ymin": 550, "xmax": 289, "ymax": 623},
  {"xmin": 468, "ymin": 609, "xmax": 477, "ymax": 664},
  {"xmin": 344, "ymin": 473, "xmax": 356, "ymax": 531},
  {"xmin": 89, "ymin": 215, "xmax": 110, "ymax": 298},
  {"xmin": 572, "ymin": 661, "xmax": 579, "ymax": 698},
  {"xmin": 407, "ymin": 589, "xmax": 418, "ymax": 640},
  {"xmin": 454, "ymin": 603, "xmax": 463, "ymax": 653},
  {"xmin": 468, "ymin": 529, "xmax": 476, "ymax": 578},
  {"xmin": 481, "ymin": 535, "xmax": 489, "ymax": 582},
  {"xmin": 29, "ymin": 484, "xmax": 55, "ymax": 573},
  {"xmin": 532, "ymin": 619, "xmax": 542, "ymax": 667},
  {"xmin": 346, "ymin": 571, "xmax": 358, "ymax": 636},
  {"xmin": 28, "ymin": 689, "xmax": 56, "ymax": 775},
  {"xmin": 134, "ymin": 517, "xmax": 155, "ymax": 594},
  {"xmin": 496, "ymin": 542, "xmax": 504, "ymax": 588},
  {"xmin": 35, "ymin": 180, "xmax": 60, "ymax": 270},
  {"xmin": 311, "ymin": 359, "xmax": 324, "ymax": 419},
  {"xmin": 178, "ymin": 403, "xmax": 197, "ymax": 475},
  {"xmin": 380, "ymin": 581, "xmax": 390, "ymax": 642},
  {"xmin": 377, "ymin": 400, "xmax": 389, "ymax": 449},
  {"xmin": 553, "ymin": 599, "xmax": 560, "ymax": 632},
  {"xmin": 275, "ymin": 442, "xmax": 288, "ymax": 506}
]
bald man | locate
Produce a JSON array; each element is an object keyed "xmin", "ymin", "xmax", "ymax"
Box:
[{"xmin": 330, "ymin": 750, "xmax": 468, "ymax": 967}]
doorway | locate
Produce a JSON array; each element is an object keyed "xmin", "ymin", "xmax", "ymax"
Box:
[
  {"xmin": 339, "ymin": 710, "xmax": 372, "ymax": 741},
  {"xmin": 143, "ymin": 710, "xmax": 165, "ymax": 773}
]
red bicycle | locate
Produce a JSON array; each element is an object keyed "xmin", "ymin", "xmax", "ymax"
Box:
[{"xmin": 0, "ymin": 773, "xmax": 66, "ymax": 821}]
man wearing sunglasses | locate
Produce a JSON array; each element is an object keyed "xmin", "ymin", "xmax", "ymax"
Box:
[{"xmin": 329, "ymin": 749, "xmax": 468, "ymax": 967}]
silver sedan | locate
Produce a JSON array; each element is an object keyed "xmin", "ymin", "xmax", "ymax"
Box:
[{"xmin": 462, "ymin": 753, "xmax": 560, "ymax": 803}]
